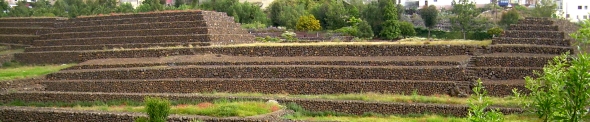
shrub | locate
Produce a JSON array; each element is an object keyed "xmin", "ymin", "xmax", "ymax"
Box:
[
  {"xmin": 355, "ymin": 20, "xmax": 374, "ymax": 39},
  {"xmin": 295, "ymin": 15, "xmax": 321, "ymax": 31},
  {"xmin": 487, "ymin": 27, "xmax": 504, "ymax": 37},
  {"xmin": 499, "ymin": 9, "xmax": 520, "ymax": 28},
  {"xmin": 525, "ymin": 52, "xmax": 590, "ymax": 122},
  {"xmin": 334, "ymin": 27, "xmax": 358, "ymax": 36},
  {"xmin": 242, "ymin": 21, "xmax": 266, "ymax": 30},
  {"xmin": 399, "ymin": 21, "xmax": 416, "ymax": 38},
  {"xmin": 281, "ymin": 31, "xmax": 297, "ymax": 42},
  {"xmin": 468, "ymin": 79, "xmax": 504, "ymax": 122},
  {"xmin": 144, "ymin": 97, "xmax": 170, "ymax": 122}
]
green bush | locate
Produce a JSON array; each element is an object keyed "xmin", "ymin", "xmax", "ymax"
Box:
[
  {"xmin": 281, "ymin": 31, "xmax": 297, "ymax": 42},
  {"xmin": 398, "ymin": 21, "xmax": 416, "ymax": 38},
  {"xmin": 334, "ymin": 27, "xmax": 358, "ymax": 36},
  {"xmin": 379, "ymin": 20, "xmax": 401, "ymax": 40},
  {"xmin": 487, "ymin": 27, "xmax": 504, "ymax": 38},
  {"xmin": 525, "ymin": 52, "xmax": 590, "ymax": 122},
  {"xmin": 144, "ymin": 97, "xmax": 170, "ymax": 122}
]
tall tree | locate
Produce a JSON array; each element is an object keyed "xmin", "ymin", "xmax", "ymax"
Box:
[
  {"xmin": 420, "ymin": 5, "xmax": 438, "ymax": 39},
  {"xmin": 325, "ymin": 0, "xmax": 348, "ymax": 30},
  {"xmin": 379, "ymin": 0, "xmax": 400, "ymax": 40},
  {"xmin": 450, "ymin": 0, "xmax": 479, "ymax": 39},
  {"xmin": 531, "ymin": 0, "xmax": 556, "ymax": 17}
]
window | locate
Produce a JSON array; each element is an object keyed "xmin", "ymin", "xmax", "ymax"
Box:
[
  {"xmin": 579, "ymin": 6, "xmax": 583, "ymax": 9},
  {"xmin": 586, "ymin": 6, "xmax": 588, "ymax": 10},
  {"xmin": 434, "ymin": 0, "xmax": 437, "ymax": 2},
  {"xmin": 585, "ymin": 15, "xmax": 588, "ymax": 19},
  {"xmin": 567, "ymin": 14, "xmax": 570, "ymax": 18}
]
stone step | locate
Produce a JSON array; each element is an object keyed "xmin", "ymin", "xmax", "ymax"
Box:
[
  {"xmin": 0, "ymin": 91, "xmax": 524, "ymax": 117},
  {"xmin": 46, "ymin": 65, "xmax": 470, "ymax": 81},
  {"xmin": 57, "ymin": 14, "xmax": 234, "ymax": 28},
  {"xmin": 490, "ymin": 44, "xmax": 572, "ymax": 55},
  {"xmin": 42, "ymin": 28, "xmax": 248, "ymax": 40},
  {"xmin": 66, "ymin": 55, "xmax": 470, "ymax": 70},
  {"xmin": 0, "ymin": 27, "xmax": 52, "ymax": 35},
  {"xmin": 503, "ymin": 31, "xmax": 564, "ymax": 39},
  {"xmin": 33, "ymin": 34, "xmax": 250, "ymax": 46},
  {"xmin": 14, "ymin": 45, "xmax": 477, "ymax": 64},
  {"xmin": 54, "ymin": 21, "xmax": 242, "ymax": 33},
  {"xmin": 0, "ymin": 34, "xmax": 40, "ymax": 46},
  {"xmin": 492, "ymin": 37, "xmax": 571, "ymax": 46},
  {"xmin": 24, "ymin": 42, "xmax": 211, "ymax": 52},
  {"xmin": 0, "ymin": 22, "xmax": 55, "ymax": 28},
  {"xmin": 508, "ymin": 24, "xmax": 559, "ymax": 31},
  {"xmin": 517, "ymin": 19, "xmax": 553, "ymax": 25},
  {"xmin": 470, "ymin": 53, "xmax": 557, "ymax": 67},
  {"xmin": 41, "ymin": 78, "xmax": 468, "ymax": 96},
  {"xmin": 469, "ymin": 67, "xmax": 541, "ymax": 80}
]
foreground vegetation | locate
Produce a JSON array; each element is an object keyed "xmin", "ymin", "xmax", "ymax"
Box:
[{"xmin": 0, "ymin": 63, "xmax": 74, "ymax": 81}]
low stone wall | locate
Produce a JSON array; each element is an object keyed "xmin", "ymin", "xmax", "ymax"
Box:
[
  {"xmin": 15, "ymin": 45, "xmax": 478, "ymax": 64},
  {"xmin": 0, "ymin": 92, "xmax": 524, "ymax": 117},
  {"xmin": 508, "ymin": 25, "xmax": 558, "ymax": 31},
  {"xmin": 490, "ymin": 45, "xmax": 572, "ymax": 55},
  {"xmin": 71, "ymin": 11, "xmax": 224, "ymax": 21},
  {"xmin": 46, "ymin": 66, "xmax": 469, "ymax": 81},
  {"xmin": 54, "ymin": 21, "xmax": 241, "ymax": 33},
  {"xmin": 503, "ymin": 31, "xmax": 565, "ymax": 39},
  {"xmin": 470, "ymin": 56, "xmax": 553, "ymax": 67},
  {"xmin": 0, "ymin": 35, "xmax": 39, "ymax": 46},
  {"xmin": 484, "ymin": 83, "xmax": 530, "ymax": 97},
  {"xmin": 0, "ymin": 27, "xmax": 52, "ymax": 35},
  {"xmin": 65, "ymin": 60, "xmax": 462, "ymax": 70},
  {"xmin": 42, "ymin": 79, "xmax": 464, "ymax": 96},
  {"xmin": 0, "ymin": 22, "xmax": 56, "ymax": 28},
  {"xmin": 24, "ymin": 42, "xmax": 211, "ymax": 52},
  {"xmin": 43, "ymin": 28, "xmax": 247, "ymax": 40},
  {"xmin": 469, "ymin": 67, "xmax": 541, "ymax": 80},
  {"xmin": 517, "ymin": 19, "xmax": 553, "ymax": 25},
  {"xmin": 492, "ymin": 38, "xmax": 570, "ymax": 46},
  {"xmin": 35, "ymin": 34, "xmax": 246, "ymax": 46},
  {"xmin": 0, "ymin": 106, "xmax": 292, "ymax": 122}
]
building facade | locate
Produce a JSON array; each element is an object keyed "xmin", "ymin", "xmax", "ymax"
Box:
[{"xmin": 556, "ymin": 0, "xmax": 590, "ymax": 22}]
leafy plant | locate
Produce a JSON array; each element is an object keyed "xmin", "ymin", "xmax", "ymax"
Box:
[
  {"xmin": 467, "ymin": 79, "xmax": 504, "ymax": 122},
  {"xmin": 420, "ymin": 5, "xmax": 439, "ymax": 39},
  {"xmin": 281, "ymin": 31, "xmax": 297, "ymax": 42},
  {"xmin": 487, "ymin": 27, "xmax": 504, "ymax": 38},
  {"xmin": 296, "ymin": 14, "xmax": 321, "ymax": 31},
  {"xmin": 144, "ymin": 97, "xmax": 171, "ymax": 122},
  {"xmin": 525, "ymin": 52, "xmax": 590, "ymax": 122},
  {"xmin": 399, "ymin": 21, "xmax": 416, "ymax": 38}
]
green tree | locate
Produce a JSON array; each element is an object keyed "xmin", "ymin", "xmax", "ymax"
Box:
[
  {"xmin": 325, "ymin": 0, "xmax": 349, "ymax": 30},
  {"xmin": 570, "ymin": 20, "xmax": 590, "ymax": 53},
  {"xmin": 9, "ymin": 1, "xmax": 32, "ymax": 17},
  {"xmin": 174, "ymin": 0, "xmax": 184, "ymax": 8},
  {"xmin": 380, "ymin": 20, "xmax": 401, "ymax": 40},
  {"xmin": 531, "ymin": 0, "xmax": 556, "ymax": 18},
  {"xmin": 468, "ymin": 79, "xmax": 505, "ymax": 122},
  {"xmin": 398, "ymin": 21, "xmax": 416, "ymax": 38},
  {"xmin": 450, "ymin": 0, "xmax": 480, "ymax": 39},
  {"xmin": 138, "ymin": 0, "xmax": 163, "ymax": 12},
  {"xmin": 296, "ymin": 14, "xmax": 321, "ymax": 31},
  {"xmin": 355, "ymin": 20, "xmax": 373, "ymax": 39},
  {"xmin": 268, "ymin": 0, "xmax": 305, "ymax": 29},
  {"xmin": 499, "ymin": 9, "xmax": 521, "ymax": 28},
  {"xmin": 420, "ymin": 5, "xmax": 438, "ymax": 39}
]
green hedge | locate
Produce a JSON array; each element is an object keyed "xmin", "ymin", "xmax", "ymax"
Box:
[{"xmin": 414, "ymin": 28, "xmax": 491, "ymax": 40}]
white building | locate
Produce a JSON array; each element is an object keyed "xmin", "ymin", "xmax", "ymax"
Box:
[{"xmin": 556, "ymin": 0, "xmax": 590, "ymax": 22}]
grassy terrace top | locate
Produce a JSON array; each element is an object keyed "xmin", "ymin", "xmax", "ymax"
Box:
[{"xmin": 222, "ymin": 40, "xmax": 492, "ymax": 47}]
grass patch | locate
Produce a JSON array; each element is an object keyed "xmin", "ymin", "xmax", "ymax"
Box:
[
  {"xmin": 194, "ymin": 92, "xmax": 525, "ymax": 107},
  {"xmin": 0, "ymin": 63, "xmax": 75, "ymax": 81},
  {"xmin": 2, "ymin": 99, "xmax": 281, "ymax": 117},
  {"xmin": 225, "ymin": 39, "xmax": 491, "ymax": 47}
]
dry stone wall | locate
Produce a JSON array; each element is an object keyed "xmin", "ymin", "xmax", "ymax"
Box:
[{"xmin": 0, "ymin": 92, "xmax": 524, "ymax": 117}]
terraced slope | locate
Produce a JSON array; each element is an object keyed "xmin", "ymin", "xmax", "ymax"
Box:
[
  {"xmin": 14, "ymin": 11, "xmax": 255, "ymax": 64},
  {"xmin": 474, "ymin": 17, "xmax": 573, "ymax": 96},
  {"xmin": 0, "ymin": 17, "xmax": 62, "ymax": 46}
]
